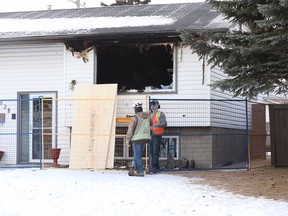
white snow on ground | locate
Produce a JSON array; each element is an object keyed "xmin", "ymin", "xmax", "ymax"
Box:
[{"xmin": 0, "ymin": 168, "xmax": 288, "ymax": 216}]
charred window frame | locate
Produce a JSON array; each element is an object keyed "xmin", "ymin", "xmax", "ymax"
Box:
[{"xmin": 96, "ymin": 43, "xmax": 176, "ymax": 93}]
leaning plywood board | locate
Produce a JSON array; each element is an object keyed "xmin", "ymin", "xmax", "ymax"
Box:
[
  {"xmin": 69, "ymin": 84, "xmax": 117, "ymax": 170},
  {"xmin": 105, "ymin": 99, "xmax": 117, "ymax": 168},
  {"xmin": 91, "ymin": 84, "xmax": 117, "ymax": 169},
  {"xmin": 69, "ymin": 85, "xmax": 95, "ymax": 169}
]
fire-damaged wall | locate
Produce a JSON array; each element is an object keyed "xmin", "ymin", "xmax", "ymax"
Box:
[{"xmin": 96, "ymin": 43, "xmax": 174, "ymax": 92}]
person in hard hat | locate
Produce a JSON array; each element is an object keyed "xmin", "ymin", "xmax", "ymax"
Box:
[
  {"xmin": 150, "ymin": 99, "xmax": 167, "ymax": 171},
  {"xmin": 126, "ymin": 102, "xmax": 152, "ymax": 177}
]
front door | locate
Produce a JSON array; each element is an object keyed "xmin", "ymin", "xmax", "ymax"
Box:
[
  {"xmin": 19, "ymin": 92, "xmax": 56, "ymax": 163},
  {"xmin": 29, "ymin": 93, "xmax": 56, "ymax": 162}
]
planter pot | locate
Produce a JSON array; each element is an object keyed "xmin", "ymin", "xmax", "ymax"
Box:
[
  {"xmin": 0, "ymin": 151, "xmax": 4, "ymax": 161},
  {"xmin": 49, "ymin": 148, "xmax": 61, "ymax": 167}
]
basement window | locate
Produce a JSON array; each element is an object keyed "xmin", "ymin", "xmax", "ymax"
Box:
[
  {"xmin": 114, "ymin": 134, "xmax": 178, "ymax": 160},
  {"xmin": 96, "ymin": 43, "xmax": 175, "ymax": 93},
  {"xmin": 160, "ymin": 136, "xmax": 179, "ymax": 160}
]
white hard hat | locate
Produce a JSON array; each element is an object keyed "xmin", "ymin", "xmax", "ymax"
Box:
[{"xmin": 132, "ymin": 102, "xmax": 143, "ymax": 108}]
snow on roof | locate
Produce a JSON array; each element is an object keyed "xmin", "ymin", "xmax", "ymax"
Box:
[
  {"xmin": 0, "ymin": 3, "xmax": 231, "ymax": 40},
  {"xmin": 0, "ymin": 16, "xmax": 176, "ymax": 33},
  {"xmin": 204, "ymin": 13, "xmax": 231, "ymax": 29}
]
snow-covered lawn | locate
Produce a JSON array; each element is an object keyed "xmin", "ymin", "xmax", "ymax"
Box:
[{"xmin": 0, "ymin": 168, "xmax": 287, "ymax": 216}]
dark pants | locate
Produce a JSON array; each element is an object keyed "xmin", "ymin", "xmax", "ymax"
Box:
[
  {"xmin": 150, "ymin": 135, "xmax": 162, "ymax": 170},
  {"xmin": 132, "ymin": 143, "xmax": 145, "ymax": 174}
]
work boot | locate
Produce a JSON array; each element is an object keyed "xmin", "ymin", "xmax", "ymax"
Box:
[
  {"xmin": 135, "ymin": 172, "xmax": 144, "ymax": 177},
  {"xmin": 151, "ymin": 166, "xmax": 158, "ymax": 173},
  {"xmin": 128, "ymin": 167, "xmax": 135, "ymax": 176}
]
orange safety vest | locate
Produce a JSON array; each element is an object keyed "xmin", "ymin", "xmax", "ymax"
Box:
[{"xmin": 152, "ymin": 111, "xmax": 164, "ymax": 134}]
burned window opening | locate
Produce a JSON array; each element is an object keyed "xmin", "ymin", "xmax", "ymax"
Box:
[{"xmin": 96, "ymin": 43, "xmax": 174, "ymax": 92}]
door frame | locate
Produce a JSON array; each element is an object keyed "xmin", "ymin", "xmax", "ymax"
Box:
[
  {"xmin": 29, "ymin": 93, "xmax": 57, "ymax": 163},
  {"xmin": 17, "ymin": 91, "xmax": 58, "ymax": 164}
]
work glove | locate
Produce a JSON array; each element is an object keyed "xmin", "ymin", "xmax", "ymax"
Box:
[{"xmin": 126, "ymin": 139, "xmax": 131, "ymax": 148}]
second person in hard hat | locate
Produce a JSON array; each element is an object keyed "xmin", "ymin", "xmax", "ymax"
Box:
[{"xmin": 150, "ymin": 99, "xmax": 167, "ymax": 171}]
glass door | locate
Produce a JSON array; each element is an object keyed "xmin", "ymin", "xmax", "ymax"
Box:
[{"xmin": 29, "ymin": 93, "xmax": 56, "ymax": 162}]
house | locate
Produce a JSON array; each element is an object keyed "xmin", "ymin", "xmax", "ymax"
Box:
[{"xmin": 0, "ymin": 2, "xmax": 248, "ymax": 169}]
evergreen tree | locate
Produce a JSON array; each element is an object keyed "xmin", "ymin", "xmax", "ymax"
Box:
[
  {"xmin": 180, "ymin": 0, "xmax": 288, "ymax": 98},
  {"xmin": 101, "ymin": 0, "xmax": 151, "ymax": 6}
]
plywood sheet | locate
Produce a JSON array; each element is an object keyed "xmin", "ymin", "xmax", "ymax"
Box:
[
  {"xmin": 69, "ymin": 84, "xmax": 95, "ymax": 169},
  {"xmin": 69, "ymin": 84, "xmax": 117, "ymax": 170},
  {"xmin": 105, "ymin": 100, "xmax": 117, "ymax": 168},
  {"xmin": 91, "ymin": 84, "xmax": 117, "ymax": 169}
]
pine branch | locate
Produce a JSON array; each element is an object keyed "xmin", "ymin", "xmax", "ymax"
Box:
[{"xmin": 181, "ymin": 0, "xmax": 288, "ymax": 98}]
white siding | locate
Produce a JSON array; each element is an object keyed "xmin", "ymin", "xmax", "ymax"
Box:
[
  {"xmin": 58, "ymin": 48, "xmax": 94, "ymax": 164},
  {"xmin": 64, "ymin": 49, "xmax": 94, "ymax": 99},
  {"xmin": 210, "ymin": 67, "xmax": 247, "ymax": 130},
  {"xmin": 0, "ymin": 41, "xmax": 94, "ymax": 165},
  {"xmin": 0, "ymin": 42, "xmax": 64, "ymax": 98},
  {"xmin": 62, "ymin": 48, "xmax": 94, "ymax": 127},
  {"xmin": 166, "ymin": 46, "xmax": 211, "ymax": 126},
  {"xmin": 0, "ymin": 42, "xmax": 64, "ymax": 164},
  {"xmin": 210, "ymin": 67, "xmax": 236, "ymax": 99},
  {"xmin": 177, "ymin": 46, "xmax": 210, "ymax": 98}
]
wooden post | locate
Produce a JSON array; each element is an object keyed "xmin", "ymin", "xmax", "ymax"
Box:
[{"xmin": 145, "ymin": 143, "xmax": 148, "ymax": 173}]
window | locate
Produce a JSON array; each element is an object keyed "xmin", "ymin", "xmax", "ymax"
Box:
[
  {"xmin": 114, "ymin": 134, "xmax": 179, "ymax": 160},
  {"xmin": 114, "ymin": 136, "xmax": 148, "ymax": 159},
  {"xmin": 160, "ymin": 136, "xmax": 179, "ymax": 160},
  {"xmin": 96, "ymin": 43, "xmax": 175, "ymax": 93},
  {"xmin": 114, "ymin": 137, "xmax": 125, "ymax": 158}
]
